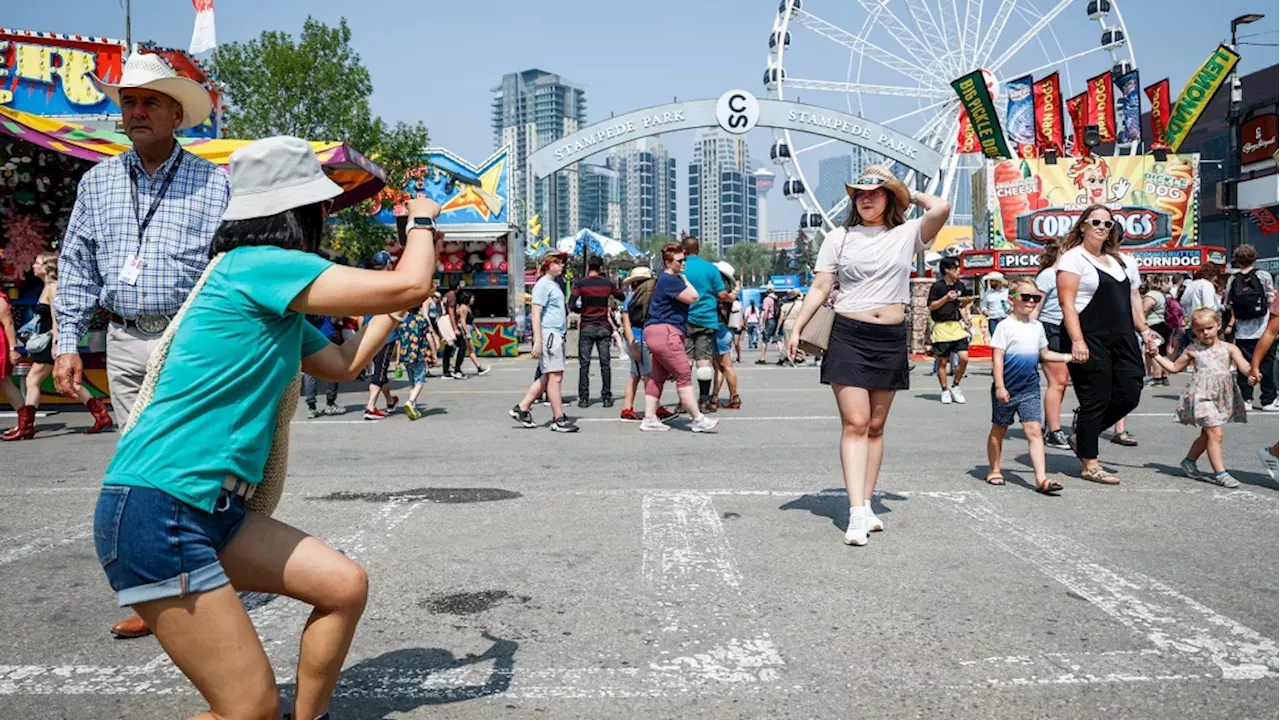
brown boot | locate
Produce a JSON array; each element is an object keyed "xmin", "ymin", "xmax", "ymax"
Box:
[
  {"xmin": 110, "ymin": 614, "xmax": 152, "ymax": 639},
  {"xmin": 0, "ymin": 406, "xmax": 35, "ymax": 441},
  {"xmin": 84, "ymin": 397, "xmax": 114, "ymax": 434}
]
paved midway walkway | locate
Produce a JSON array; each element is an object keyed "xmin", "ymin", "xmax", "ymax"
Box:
[{"xmin": 2, "ymin": 358, "xmax": 1277, "ymax": 718}]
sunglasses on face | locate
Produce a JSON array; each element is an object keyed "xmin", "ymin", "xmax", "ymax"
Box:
[
  {"xmin": 1011, "ymin": 293, "xmax": 1044, "ymax": 303},
  {"xmin": 1087, "ymin": 218, "xmax": 1115, "ymax": 230}
]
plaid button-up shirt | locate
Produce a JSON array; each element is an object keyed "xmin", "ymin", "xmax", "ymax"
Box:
[{"xmin": 54, "ymin": 142, "xmax": 230, "ymax": 356}]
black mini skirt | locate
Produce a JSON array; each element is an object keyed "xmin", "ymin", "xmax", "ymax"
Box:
[{"xmin": 820, "ymin": 316, "xmax": 910, "ymax": 390}]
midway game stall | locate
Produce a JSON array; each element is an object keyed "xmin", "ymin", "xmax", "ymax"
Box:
[{"xmin": 376, "ymin": 147, "xmax": 522, "ymax": 357}]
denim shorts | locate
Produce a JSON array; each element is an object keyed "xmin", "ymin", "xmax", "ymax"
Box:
[
  {"xmin": 629, "ymin": 339, "xmax": 651, "ymax": 377},
  {"xmin": 991, "ymin": 386, "xmax": 1044, "ymax": 427},
  {"xmin": 715, "ymin": 325, "xmax": 734, "ymax": 356},
  {"xmin": 406, "ymin": 360, "xmax": 428, "ymax": 385},
  {"xmin": 94, "ymin": 485, "xmax": 248, "ymax": 607}
]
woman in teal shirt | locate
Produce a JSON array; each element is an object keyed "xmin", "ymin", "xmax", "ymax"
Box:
[{"xmin": 92, "ymin": 137, "xmax": 440, "ymax": 720}]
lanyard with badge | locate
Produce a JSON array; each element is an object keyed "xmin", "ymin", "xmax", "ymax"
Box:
[{"xmin": 120, "ymin": 152, "xmax": 184, "ymax": 286}]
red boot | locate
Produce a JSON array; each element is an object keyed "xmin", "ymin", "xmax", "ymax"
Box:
[
  {"xmin": 84, "ymin": 397, "xmax": 114, "ymax": 434},
  {"xmin": 1, "ymin": 406, "xmax": 36, "ymax": 441}
]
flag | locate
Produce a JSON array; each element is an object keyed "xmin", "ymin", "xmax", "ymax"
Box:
[
  {"xmin": 1085, "ymin": 71, "xmax": 1116, "ymax": 144},
  {"xmin": 956, "ymin": 109, "xmax": 981, "ymax": 153},
  {"xmin": 1032, "ymin": 73, "xmax": 1064, "ymax": 156},
  {"xmin": 950, "ymin": 70, "xmax": 1011, "ymax": 159},
  {"xmin": 189, "ymin": 0, "xmax": 216, "ymax": 55},
  {"xmin": 1164, "ymin": 44, "xmax": 1241, "ymax": 152},
  {"xmin": 1114, "ymin": 70, "xmax": 1142, "ymax": 145},
  {"xmin": 1144, "ymin": 79, "xmax": 1172, "ymax": 149},
  {"xmin": 1066, "ymin": 92, "xmax": 1087, "ymax": 156},
  {"xmin": 1004, "ymin": 74, "xmax": 1036, "ymax": 158}
]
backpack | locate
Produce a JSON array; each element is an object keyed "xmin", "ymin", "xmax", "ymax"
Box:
[
  {"xmin": 628, "ymin": 279, "xmax": 654, "ymax": 327},
  {"xmin": 1229, "ymin": 270, "xmax": 1268, "ymax": 320},
  {"xmin": 1164, "ymin": 294, "xmax": 1185, "ymax": 330}
]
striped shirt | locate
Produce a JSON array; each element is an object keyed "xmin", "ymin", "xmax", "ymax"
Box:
[{"xmin": 54, "ymin": 142, "xmax": 230, "ymax": 355}]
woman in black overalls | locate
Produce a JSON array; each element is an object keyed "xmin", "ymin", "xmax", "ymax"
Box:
[{"xmin": 1057, "ymin": 205, "xmax": 1161, "ymax": 484}]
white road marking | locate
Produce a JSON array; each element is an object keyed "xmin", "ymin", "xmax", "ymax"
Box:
[{"xmin": 935, "ymin": 493, "xmax": 1279, "ymax": 680}]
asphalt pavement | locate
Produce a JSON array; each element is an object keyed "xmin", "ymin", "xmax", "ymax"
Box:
[{"xmin": 1, "ymin": 355, "xmax": 1277, "ymax": 719}]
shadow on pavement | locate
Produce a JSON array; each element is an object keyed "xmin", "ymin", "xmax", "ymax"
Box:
[
  {"xmin": 779, "ymin": 489, "xmax": 907, "ymax": 531},
  {"xmin": 287, "ymin": 632, "xmax": 518, "ymax": 719}
]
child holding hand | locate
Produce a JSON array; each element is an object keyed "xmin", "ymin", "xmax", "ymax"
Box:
[
  {"xmin": 1153, "ymin": 308, "xmax": 1252, "ymax": 487},
  {"xmin": 987, "ymin": 279, "xmax": 1075, "ymax": 494}
]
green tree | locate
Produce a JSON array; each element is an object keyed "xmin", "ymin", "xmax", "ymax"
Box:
[
  {"xmin": 791, "ymin": 229, "xmax": 817, "ymax": 278},
  {"xmin": 770, "ymin": 248, "xmax": 791, "ymax": 277},
  {"xmin": 725, "ymin": 242, "xmax": 771, "ymax": 286},
  {"xmin": 639, "ymin": 233, "xmax": 676, "ymax": 259},
  {"xmin": 214, "ymin": 17, "xmax": 429, "ymax": 262}
]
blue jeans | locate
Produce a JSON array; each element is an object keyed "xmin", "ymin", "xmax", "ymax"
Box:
[
  {"xmin": 747, "ymin": 324, "xmax": 759, "ymax": 348},
  {"xmin": 94, "ymin": 484, "xmax": 248, "ymax": 607}
]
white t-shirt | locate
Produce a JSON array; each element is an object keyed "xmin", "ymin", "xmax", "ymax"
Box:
[
  {"xmin": 1056, "ymin": 246, "xmax": 1140, "ymax": 313},
  {"xmin": 815, "ymin": 218, "xmax": 926, "ymax": 313},
  {"xmin": 1034, "ymin": 266, "xmax": 1063, "ymax": 325},
  {"xmin": 1180, "ymin": 278, "xmax": 1220, "ymax": 317}
]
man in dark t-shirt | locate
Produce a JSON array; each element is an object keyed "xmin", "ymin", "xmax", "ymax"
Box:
[
  {"xmin": 571, "ymin": 256, "xmax": 624, "ymax": 407},
  {"xmin": 926, "ymin": 256, "xmax": 972, "ymax": 404}
]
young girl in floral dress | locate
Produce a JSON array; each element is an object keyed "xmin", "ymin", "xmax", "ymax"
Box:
[{"xmin": 1153, "ymin": 307, "xmax": 1253, "ymax": 487}]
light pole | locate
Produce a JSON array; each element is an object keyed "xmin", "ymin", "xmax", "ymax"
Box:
[{"xmin": 1227, "ymin": 12, "xmax": 1265, "ymax": 257}]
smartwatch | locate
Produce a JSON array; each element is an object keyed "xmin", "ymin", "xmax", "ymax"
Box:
[{"xmin": 409, "ymin": 216, "xmax": 437, "ymax": 231}]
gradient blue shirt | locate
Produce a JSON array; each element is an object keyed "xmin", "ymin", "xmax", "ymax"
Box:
[{"xmin": 991, "ymin": 317, "xmax": 1047, "ymax": 396}]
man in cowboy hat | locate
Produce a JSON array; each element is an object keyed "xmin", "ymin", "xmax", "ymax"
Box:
[{"xmin": 52, "ymin": 51, "xmax": 229, "ymax": 640}]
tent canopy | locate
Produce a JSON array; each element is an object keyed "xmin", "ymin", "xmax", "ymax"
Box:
[
  {"xmin": 553, "ymin": 228, "xmax": 644, "ymax": 259},
  {"xmin": 0, "ymin": 106, "xmax": 385, "ymax": 211}
]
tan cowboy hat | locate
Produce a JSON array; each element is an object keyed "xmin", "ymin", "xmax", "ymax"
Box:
[
  {"xmin": 93, "ymin": 52, "xmax": 213, "ymax": 130},
  {"xmin": 621, "ymin": 266, "xmax": 654, "ymax": 286},
  {"xmin": 714, "ymin": 260, "xmax": 736, "ymax": 283},
  {"xmin": 845, "ymin": 164, "xmax": 910, "ymax": 208}
]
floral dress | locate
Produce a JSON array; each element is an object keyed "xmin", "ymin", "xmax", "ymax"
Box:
[
  {"xmin": 398, "ymin": 311, "xmax": 431, "ymax": 365},
  {"xmin": 1175, "ymin": 341, "xmax": 1247, "ymax": 428}
]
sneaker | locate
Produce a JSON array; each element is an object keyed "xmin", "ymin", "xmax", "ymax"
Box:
[
  {"xmin": 509, "ymin": 405, "xmax": 536, "ymax": 428},
  {"xmin": 619, "ymin": 408, "xmax": 642, "ymax": 422},
  {"xmin": 940, "ymin": 389, "xmax": 953, "ymax": 404},
  {"xmin": 656, "ymin": 406, "xmax": 677, "ymax": 423},
  {"xmin": 702, "ymin": 400, "xmax": 718, "ymax": 414},
  {"xmin": 541, "ymin": 397, "xmax": 551, "ymax": 407},
  {"xmin": 950, "ymin": 386, "xmax": 966, "ymax": 404},
  {"xmin": 1159, "ymin": 377, "xmax": 1170, "ymax": 387},
  {"xmin": 1179, "ymin": 457, "xmax": 1201, "ymax": 478},
  {"xmin": 477, "ymin": 366, "xmax": 492, "ymax": 376},
  {"xmin": 639, "ymin": 417, "xmax": 671, "ymax": 432},
  {"xmin": 387, "ymin": 395, "xmax": 400, "ymax": 411},
  {"xmin": 690, "ymin": 415, "xmax": 720, "ymax": 433},
  {"xmin": 1257, "ymin": 448, "xmax": 1278, "ymax": 482},
  {"xmin": 405, "ymin": 402, "xmax": 422, "ymax": 421},
  {"xmin": 363, "ymin": 407, "xmax": 387, "ymax": 420},
  {"xmin": 322, "ymin": 403, "xmax": 347, "ymax": 416},
  {"xmin": 1245, "ymin": 400, "xmax": 1254, "ymax": 412},
  {"xmin": 577, "ymin": 398, "xmax": 591, "ymax": 408},
  {"xmin": 1044, "ymin": 429, "xmax": 1071, "ymax": 450},
  {"xmin": 844, "ymin": 506, "xmax": 869, "ymax": 546},
  {"xmin": 306, "ymin": 405, "xmax": 321, "ymax": 419},
  {"xmin": 1259, "ymin": 401, "xmax": 1279, "ymax": 413},
  {"xmin": 865, "ymin": 501, "xmax": 883, "ymax": 532},
  {"xmin": 551, "ymin": 416, "xmax": 579, "ymax": 433},
  {"xmin": 1211, "ymin": 471, "xmax": 1240, "ymax": 489},
  {"xmin": 602, "ymin": 397, "xmax": 615, "ymax": 408}
]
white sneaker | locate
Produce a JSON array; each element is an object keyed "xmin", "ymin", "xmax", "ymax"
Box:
[
  {"xmin": 1245, "ymin": 400, "xmax": 1254, "ymax": 412},
  {"xmin": 950, "ymin": 386, "xmax": 966, "ymax": 404},
  {"xmin": 639, "ymin": 417, "xmax": 671, "ymax": 432},
  {"xmin": 1259, "ymin": 401, "xmax": 1279, "ymax": 413},
  {"xmin": 690, "ymin": 415, "xmax": 720, "ymax": 433},
  {"xmin": 844, "ymin": 506, "xmax": 869, "ymax": 546},
  {"xmin": 1258, "ymin": 448, "xmax": 1278, "ymax": 482},
  {"xmin": 940, "ymin": 389, "xmax": 953, "ymax": 404},
  {"xmin": 865, "ymin": 501, "xmax": 883, "ymax": 532}
]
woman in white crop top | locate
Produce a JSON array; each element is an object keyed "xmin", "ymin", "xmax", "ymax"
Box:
[{"xmin": 785, "ymin": 165, "xmax": 951, "ymax": 546}]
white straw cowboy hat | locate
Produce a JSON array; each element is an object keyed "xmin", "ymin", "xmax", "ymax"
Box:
[
  {"xmin": 983, "ymin": 271, "xmax": 1006, "ymax": 283},
  {"xmin": 622, "ymin": 266, "xmax": 653, "ymax": 286},
  {"xmin": 221, "ymin": 137, "xmax": 344, "ymax": 222},
  {"xmin": 93, "ymin": 52, "xmax": 213, "ymax": 130},
  {"xmin": 714, "ymin": 261, "xmax": 736, "ymax": 283},
  {"xmin": 845, "ymin": 164, "xmax": 910, "ymax": 208}
]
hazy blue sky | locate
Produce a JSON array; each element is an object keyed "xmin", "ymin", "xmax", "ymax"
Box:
[{"xmin": 9, "ymin": 0, "xmax": 1277, "ymax": 233}]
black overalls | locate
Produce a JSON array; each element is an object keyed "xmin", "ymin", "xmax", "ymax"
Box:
[{"xmin": 1066, "ymin": 260, "xmax": 1145, "ymax": 460}]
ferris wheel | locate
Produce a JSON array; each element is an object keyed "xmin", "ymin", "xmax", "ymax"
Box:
[{"xmin": 765, "ymin": 0, "xmax": 1140, "ymax": 229}]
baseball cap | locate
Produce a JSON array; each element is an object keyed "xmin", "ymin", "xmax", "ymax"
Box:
[{"xmin": 371, "ymin": 250, "xmax": 391, "ymax": 267}]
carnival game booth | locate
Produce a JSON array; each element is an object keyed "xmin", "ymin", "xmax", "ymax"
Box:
[
  {"xmin": 0, "ymin": 107, "xmax": 386, "ymax": 402},
  {"xmin": 376, "ymin": 147, "xmax": 522, "ymax": 357}
]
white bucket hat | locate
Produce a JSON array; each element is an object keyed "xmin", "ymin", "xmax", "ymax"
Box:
[
  {"xmin": 221, "ymin": 137, "xmax": 344, "ymax": 222},
  {"xmin": 93, "ymin": 52, "xmax": 213, "ymax": 130},
  {"xmin": 714, "ymin": 260, "xmax": 736, "ymax": 283}
]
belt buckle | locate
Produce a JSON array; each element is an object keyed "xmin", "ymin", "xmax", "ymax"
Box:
[{"xmin": 135, "ymin": 315, "xmax": 170, "ymax": 335}]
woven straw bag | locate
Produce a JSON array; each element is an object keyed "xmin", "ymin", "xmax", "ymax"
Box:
[{"xmin": 122, "ymin": 252, "xmax": 298, "ymax": 517}]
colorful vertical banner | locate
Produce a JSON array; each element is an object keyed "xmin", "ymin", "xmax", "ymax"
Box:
[
  {"xmin": 1066, "ymin": 93, "xmax": 1087, "ymax": 155},
  {"xmin": 1004, "ymin": 74, "xmax": 1037, "ymax": 158},
  {"xmin": 1164, "ymin": 44, "xmax": 1241, "ymax": 152},
  {"xmin": 1114, "ymin": 70, "xmax": 1142, "ymax": 145},
  {"xmin": 1033, "ymin": 73, "xmax": 1065, "ymax": 156},
  {"xmin": 1086, "ymin": 71, "xmax": 1117, "ymax": 143},
  {"xmin": 956, "ymin": 110, "xmax": 981, "ymax": 153},
  {"xmin": 951, "ymin": 69, "xmax": 1011, "ymax": 159},
  {"xmin": 1145, "ymin": 79, "xmax": 1172, "ymax": 149}
]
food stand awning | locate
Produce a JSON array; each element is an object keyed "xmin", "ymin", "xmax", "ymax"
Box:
[{"xmin": 0, "ymin": 106, "xmax": 385, "ymax": 210}]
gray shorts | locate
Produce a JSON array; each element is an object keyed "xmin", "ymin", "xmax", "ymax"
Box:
[
  {"xmin": 539, "ymin": 331, "xmax": 566, "ymax": 373},
  {"xmin": 630, "ymin": 338, "xmax": 651, "ymax": 377},
  {"xmin": 685, "ymin": 324, "xmax": 716, "ymax": 362},
  {"xmin": 991, "ymin": 387, "xmax": 1044, "ymax": 427}
]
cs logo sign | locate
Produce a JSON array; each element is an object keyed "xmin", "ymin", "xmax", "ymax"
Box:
[{"xmin": 716, "ymin": 89, "xmax": 760, "ymax": 135}]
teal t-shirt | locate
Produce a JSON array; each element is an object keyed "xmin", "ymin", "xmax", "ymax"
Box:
[
  {"xmin": 104, "ymin": 246, "xmax": 333, "ymax": 512},
  {"xmin": 683, "ymin": 256, "xmax": 725, "ymax": 328}
]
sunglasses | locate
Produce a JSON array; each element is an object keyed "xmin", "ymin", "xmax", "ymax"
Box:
[
  {"xmin": 1011, "ymin": 293, "xmax": 1044, "ymax": 303},
  {"xmin": 1086, "ymin": 218, "xmax": 1115, "ymax": 230},
  {"xmin": 673, "ymin": 258, "xmax": 686, "ymax": 263}
]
